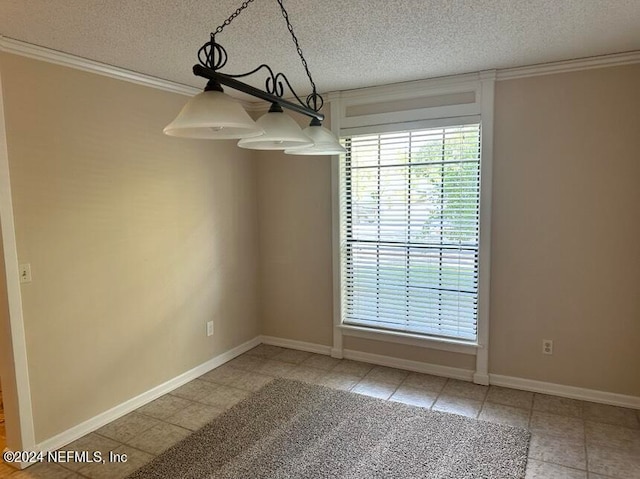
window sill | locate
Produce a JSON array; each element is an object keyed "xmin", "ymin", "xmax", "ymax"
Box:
[{"xmin": 339, "ymin": 324, "xmax": 479, "ymax": 355}]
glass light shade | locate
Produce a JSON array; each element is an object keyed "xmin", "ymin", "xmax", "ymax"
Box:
[
  {"xmin": 237, "ymin": 110, "xmax": 313, "ymax": 150},
  {"xmin": 284, "ymin": 124, "xmax": 347, "ymax": 155},
  {"xmin": 163, "ymin": 90, "xmax": 263, "ymax": 139}
]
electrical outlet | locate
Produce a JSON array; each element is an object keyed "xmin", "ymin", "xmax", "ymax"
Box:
[
  {"xmin": 207, "ymin": 321, "xmax": 214, "ymax": 337},
  {"xmin": 19, "ymin": 263, "xmax": 32, "ymax": 283},
  {"xmin": 542, "ymin": 339, "xmax": 553, "ymax": 355}
]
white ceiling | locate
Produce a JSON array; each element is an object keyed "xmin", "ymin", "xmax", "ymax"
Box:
[{"xmin": 1, "ymin": 0, "xmax": 640, "ymax": 99}]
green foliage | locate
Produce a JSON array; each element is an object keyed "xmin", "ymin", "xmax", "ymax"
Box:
[{"xmin": 350, "ymin": 126, "xmax": 480, "ymax": 245}]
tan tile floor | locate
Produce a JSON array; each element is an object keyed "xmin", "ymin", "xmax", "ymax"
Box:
[{"xmin": 1, "ymin": 345, "xmax": 639, "ymax": 478}]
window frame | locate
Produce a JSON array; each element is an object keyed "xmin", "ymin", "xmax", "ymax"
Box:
[{"xmin": 329, "ymin": 73, "xmax": 495, "ymax": 384}]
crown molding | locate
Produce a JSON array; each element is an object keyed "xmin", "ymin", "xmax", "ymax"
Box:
[
  {"xmin": 0, "ymin": 36, "xmax": 259, "ymax": 109},
  {"xmin": 325, "ymin": 51, "xmax": 640, "ymax": 100},
  {"xmin": 2, "ymin": 36, "xmax": 639, "ymax": 108},
  {"xmin": 0, "ymin": 36, "xmax": 201, "ymax": 97},
  {"xmin": 496, "ymin": 50, "xmax": 640, "ymax": 80}
]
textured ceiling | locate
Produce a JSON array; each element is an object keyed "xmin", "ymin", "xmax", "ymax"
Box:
[{"xmin": 1, "ymin": 0, "xmax": 640, "ymax": 99}]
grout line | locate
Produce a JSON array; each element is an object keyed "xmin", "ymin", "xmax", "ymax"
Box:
[
  {"xmin": 430, "ymin": 378, "xmax": 450, "ymax": 411},
  {"xmin": 477, "ymin": 389, "xmax": 486, "ymax": 419},
  {"xmin": 386, "ymin": 377, "xmax": 404, "ymax": 402},
  {"xmin": 477, "ymin": 384, "xmax": 490, "ymax": 419},
  {"xmin": 582, "ymin": 401, "xmax": 590, "ymax": 474},
  {"xmin": 534, "ymin": 461, "xmax": 592, "ymax": 474},
  {"xmin": 48, "ymin": 460, "xmax": 92, "ymax": 478}
]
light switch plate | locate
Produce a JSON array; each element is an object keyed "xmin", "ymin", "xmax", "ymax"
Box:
[{"xmin": 19, "ymin": 263, "xmax": 32, "ymax": 283}]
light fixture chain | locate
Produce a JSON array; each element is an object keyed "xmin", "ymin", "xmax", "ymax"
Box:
[
  {"xmin": 214, "ymin": 0, "xmax": 256, "ymax": 34},
  {"xmin": 275, "ymin": 0, "xmax": 318, "ymax": 106}
]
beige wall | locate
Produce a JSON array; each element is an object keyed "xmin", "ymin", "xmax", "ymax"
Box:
[
  {"xmin": 1, "ymin": 53, "xmax": 260, "ymax": 442},
  {"xmin": 1, "ymin": 52, "xmax": 638, "ymax": 445},
  {"xmin": 490, "ymin": 64, "xmax": 640, "ymax": 396},
  {"xmin": 256, "ymin": 148, "xmax": 333, "ymax": 345},
  {"xmin": 257, "ymin": 64, "xmax": 640, "ymax": 397}
]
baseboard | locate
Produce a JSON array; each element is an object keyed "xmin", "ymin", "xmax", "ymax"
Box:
[
  {"xmin": 490, "ymin": 374, "xmax": 640, "ymax": 410},
  {"xmin": 343, "ymin": 349, "xmax": 475, "ymax": 381},
  {"xmin": 259, "ymin": 335, "xmax": 472, "ymax": 381},
  {"xmin": 261, "ymin": 336, "xmax": 640, "ymax": 410},
  {"xmin": 260, "ymin": 335, "xmax": 332, "ymax": 355},
  {"xmin": 35, "ymin": 336, "xmax": 261, "ymax": 453},
  {"xmin": 473, "ymin": 372, "xmax": 490, "ymax": 386}
]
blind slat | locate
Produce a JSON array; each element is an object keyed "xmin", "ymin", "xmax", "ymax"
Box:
[{"xmin": 341, "ymin": 124, "xmax": 481, "ymax": 341}]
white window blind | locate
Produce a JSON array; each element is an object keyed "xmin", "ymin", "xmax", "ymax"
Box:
[{"xmin": 340, "ymin": 124, "xmax": 481, "ymax": 341}]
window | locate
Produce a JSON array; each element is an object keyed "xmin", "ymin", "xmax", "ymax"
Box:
[{"xmin": 340, "ymin": 124, "xmax": 481, "ymax": 342}]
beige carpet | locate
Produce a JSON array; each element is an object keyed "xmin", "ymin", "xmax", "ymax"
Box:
[{"xmin": 128, "ymin": 378, "xmax": 530, "ymax": 478}]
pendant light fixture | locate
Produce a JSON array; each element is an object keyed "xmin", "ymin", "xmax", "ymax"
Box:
[
  {"xmin": 164, "ymin": 0, "xmax": 344, "ymax": 156},
  {"xmin": 284, "ymin": 118, "xmax": 346, "ymax": 155},
  {"xmin": 163, "ymin": 81, "xmax": 263, "ymax": 139},
  {"xmin": 238, "ymin": 103, "xmax": 313, "ymax": 150}
]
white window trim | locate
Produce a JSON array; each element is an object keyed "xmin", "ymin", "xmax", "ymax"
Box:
[
  {"xmin": 340, "ymin": 324, "xmax": 479, "ymax": 355},
  {"xmin": 329, "ymin": 71, "xmax": 495, "ymax": 385}
]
